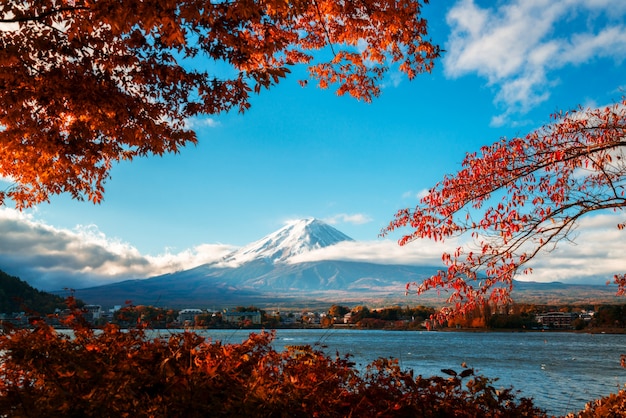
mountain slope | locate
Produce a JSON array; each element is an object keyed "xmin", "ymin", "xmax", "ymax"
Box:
[
  {"xmin": 72, "ymin": 260, "xmax": 439, "ymax": 308},
  {"xmin": 0, "ymin": 269, "xmax": 68, "ymax": 314},
  {"xmin": 72, "ymin": 218, "xmax": 434, "ymax": 307}
]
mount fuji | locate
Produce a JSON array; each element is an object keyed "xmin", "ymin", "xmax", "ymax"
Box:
[
  {"xmin": 221, "ymin": 218, "xmax": 353, "ymax": 266},
  {"xmin": 72, "ymin": 219, "xmax": 440, "ymax": 308}
]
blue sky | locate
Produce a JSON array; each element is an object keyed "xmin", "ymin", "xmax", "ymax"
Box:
[{"xmin": 1, "ymin": 0, "xmax": 626, "ymax": 290}]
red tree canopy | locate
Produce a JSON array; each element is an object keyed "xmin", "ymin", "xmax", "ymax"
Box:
[
  {"xmin": 0, "ymin": 0, "xmax": 440, "ymax": 207},
  {"xmin": 383, "ymin": 100, "xmax": 626, "ymax": 323}
]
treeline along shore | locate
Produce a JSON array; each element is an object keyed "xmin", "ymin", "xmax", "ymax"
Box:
[
  {"xmin": 3, "ymin": 269, "xmax": 626, "ymax": 332},
  {"xmin": 5, "ymin": 299, "xmax": 626, "ymax": 334}
]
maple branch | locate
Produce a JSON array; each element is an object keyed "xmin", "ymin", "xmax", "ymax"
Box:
[
  {"xmin": 0, "ymin": 6, "xmax": 90, "ymax": 24},
  {"xmin": 415, "ymin": 142, "xmax": 626, "ymax": 239},
  {"xmin": 386, "ymin": 101, "xmax": 626, "ymax": 323},
  {"xmin": 453, "ymin": 140, "xmax": 626, "ymax": 213},
  {"xmin": 311, "ymin": 0, "xmax": 337, "ymax": 57}
]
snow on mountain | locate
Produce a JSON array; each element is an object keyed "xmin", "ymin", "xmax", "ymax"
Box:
[{"xmin": 220, "ymin": 218, "xmax": 353, "ymax": 267}]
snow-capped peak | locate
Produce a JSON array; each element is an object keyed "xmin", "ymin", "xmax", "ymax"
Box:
[{"xmin": 220, "ymin": 218, "xmax": 353, "ymax": 266}]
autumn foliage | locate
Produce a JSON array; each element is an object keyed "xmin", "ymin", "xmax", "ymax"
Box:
[
  {"xmin": 0, "ymin": 0, "xmax": 440, "ymax": 207},
  {"xmin": 383, "ymin": 100, "xmax": 626, "ymax": 324},
  {"xmin": 0, "ymin": 303, "xmax": 549, "ymax": 417}
]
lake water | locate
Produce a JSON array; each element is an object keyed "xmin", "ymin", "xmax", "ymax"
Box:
[{"xmin": 159, "ymin": 328, "xmax": 626, "ymax": 416}]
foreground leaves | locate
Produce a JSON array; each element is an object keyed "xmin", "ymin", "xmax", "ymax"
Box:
[
  {"xmin": 0, "ymin": 0, "xmax": 440, "ymax": 207},
  {"xmin": 0, "ymin": 309, "xmax": 546, "ymax": 417}
]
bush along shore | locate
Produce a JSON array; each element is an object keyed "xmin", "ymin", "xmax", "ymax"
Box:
[{"xmin": 2, "ymin": 299, "xmax": 626, "ymax": 417}]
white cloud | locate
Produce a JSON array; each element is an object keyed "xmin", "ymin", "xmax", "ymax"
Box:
[
  {"xmin": 558, "ymin": 27, "xmax": 626, "ymax": 65},
  {"xmin": 0, "ymin": 209, "xmax": 235, "ymax": 291},
  {"xmin": 402, "ymin": 189, "xmax": 429, "ymax": 200},
  {"xmin": 183, "ymin": 117, "xmax": 221, "ymax": 130},
  {"xmin": 445, "ymin": 0, "xmax": 626, "ymax": 125},
  {"xmin": 287, "ymin": 238, "xmax": 457, "ymax": 266},
  {"xmin": 291, "ymin": 212, "xmax": 626, "ymax": 287},
  {"xmin": 145, "ymin": 243, "xmax": 236, "ymax": 272},
  {"xmin": 417, "ymin": 189, "xmax": 430, "ymax": 200},
  {"xmin": 323, "ymin": 213, "xmax": 373, "ymax": 225},
  {"xmin": 521, "ymin": 213, "xmax": 626, "ymax": 284}
]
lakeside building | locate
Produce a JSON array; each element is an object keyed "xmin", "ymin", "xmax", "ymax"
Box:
[
  {"xmin": 177, "ymin": 309, "xmax": 204, "ymax": 326},
  {"xmin": 535, "ymin": 312, "xmax": 576, "ymax": 329},
  {"xmin": 222, "ymin": 310, "xmax": 262, "ymax": 325}
]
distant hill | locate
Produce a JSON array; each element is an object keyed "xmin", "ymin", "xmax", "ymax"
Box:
[
  {"xmin": 72, "ymin": 260, "xmax": 439, "ymax": 309},
  {"xmin": 0, "ymin": 269, "xmax": 68, "ymax": 314},
  {"xmin": 510, "ymin": 280, "xmax": 624, "ymax": 305},
  {"xmin": 70, "ymin": 219, "xmax": 625, "ymax": 310}
]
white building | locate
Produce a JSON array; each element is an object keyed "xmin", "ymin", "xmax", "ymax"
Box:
[
  {"xmin": 222, "ymin": 310, "xmax": 262, "ymax": 325},
  {"xmin": 177, "ymin": 308, "xmax": 204, "ymax": 324}
]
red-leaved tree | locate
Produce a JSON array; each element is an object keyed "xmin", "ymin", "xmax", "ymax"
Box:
[
  {"xmin": 0, "ymin": 0, "xmax": 440, "ymax": 208},
  {"xmin": 383, "ymin": 100, "xmax": 626, "ymax": 324}
]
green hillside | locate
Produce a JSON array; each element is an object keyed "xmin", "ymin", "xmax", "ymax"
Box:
[{"xmin": 0, "ymin": 270, "xmax": 68, "ymax": 314}]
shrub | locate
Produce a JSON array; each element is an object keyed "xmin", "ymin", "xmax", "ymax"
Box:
[
  {"xmin": 566, "ymin": 389, "xmax": 626, "ymax": 418},
  {"xmin": 0, "ymin": 304, "xmax": 549, "ymax": 417}
]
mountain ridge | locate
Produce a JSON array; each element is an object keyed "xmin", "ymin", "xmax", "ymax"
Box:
[{"xmin": 68, "ymin": 218, "xmax": 624, "ymax": 309}]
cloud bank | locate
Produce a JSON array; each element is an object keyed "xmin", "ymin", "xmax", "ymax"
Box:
[
  {"xmin": 0, "ymin": 208, "xmax": 623, "ymax": 292},
  {"xmin": 522, "ymin": 213, "xmax": 626, "ymax": 284},
  {"xmin": 288, "ymin": 238, "xmax": 456, "ymax": 267},
  {"xmin": 291, "ymin": 213, "xmax": 626, "ymax": 286},
  {"xmin": 445, "ymin": 0, "xmax": 626, "ymax": 125},
  {"xmin": 323, "ymin": 213, "xmax": 373, "ymax": 225},
  {"xmin": 0, "ymin": 209, "xmax": 235, "ymax": 291}
]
